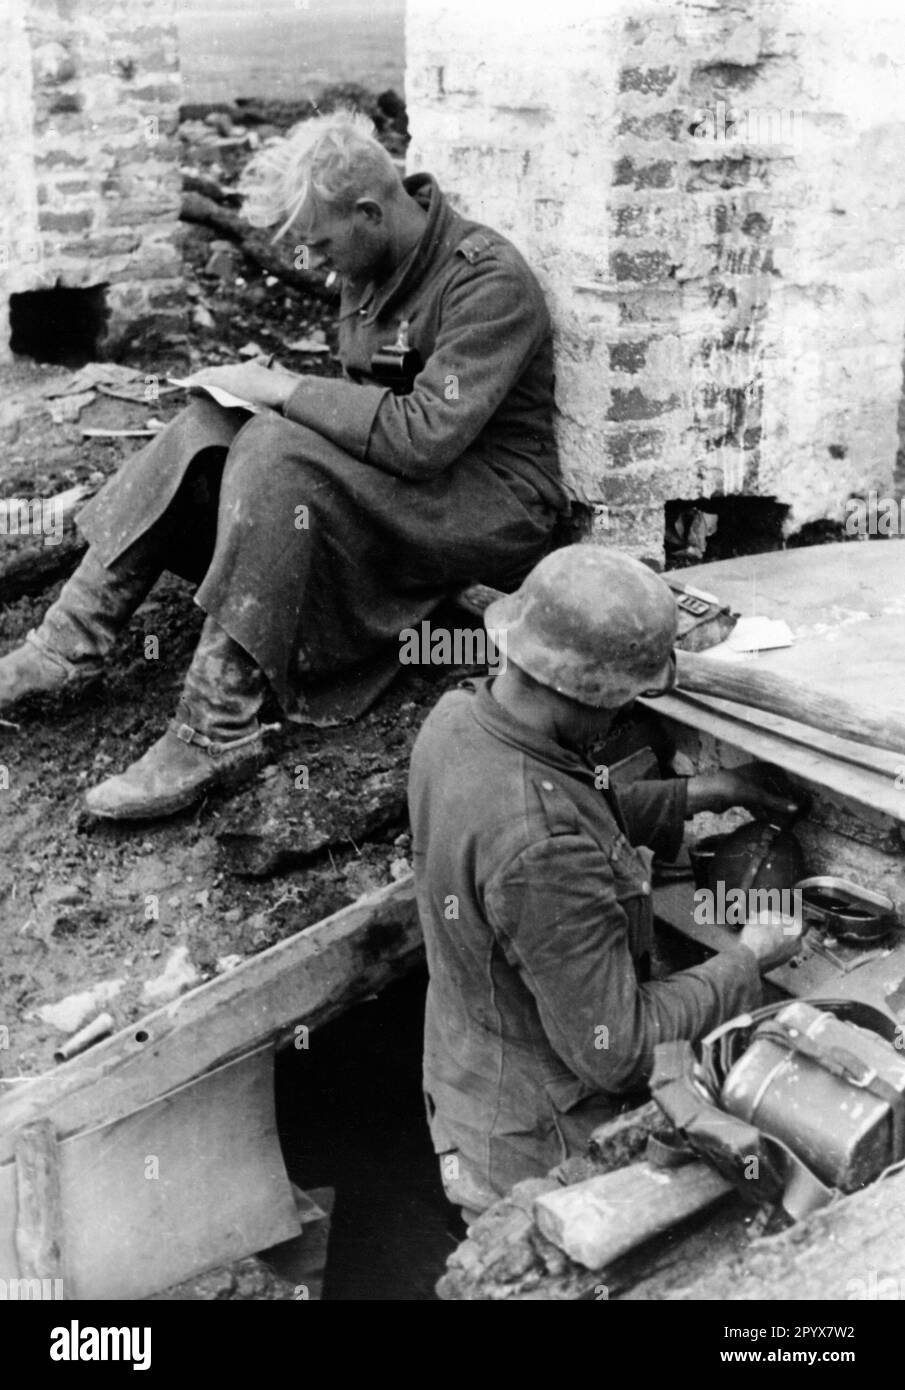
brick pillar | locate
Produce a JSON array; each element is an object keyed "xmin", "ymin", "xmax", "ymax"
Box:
[
  {"xmin": 407, "ymin": 0, "xmax": 905, "ymax": 562},
  {"xmin": 0, "ymin": 0, "xmax": 184, "ymax": 361},
  {"xmin": 0, "ymin": 0, "xmax": 43, "ymax": 357}
]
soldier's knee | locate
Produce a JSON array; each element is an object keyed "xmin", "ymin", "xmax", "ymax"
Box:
[{"xmin": 223, "ymin": 414, "xmax": 327, "ymax": 492}]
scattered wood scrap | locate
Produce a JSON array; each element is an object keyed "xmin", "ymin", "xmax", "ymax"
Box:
[{"xmin": 80, "ymin": 427, "xmax": 161, "ymax": 439}]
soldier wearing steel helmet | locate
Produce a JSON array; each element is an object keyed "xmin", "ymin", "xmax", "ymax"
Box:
[{"xmin": 408, "ymin": 544, "xmax": 802, "ymax": 1221}]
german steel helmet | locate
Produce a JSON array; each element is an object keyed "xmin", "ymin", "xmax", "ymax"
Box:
[{"xmin": 483, "ymin": 544, "xmax": 677, "ymax": 707}]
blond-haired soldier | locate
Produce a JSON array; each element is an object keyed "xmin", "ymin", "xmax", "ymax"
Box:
[{"xmin": 0, "ymin": 111, "xmax": 568, "ymax": 819}]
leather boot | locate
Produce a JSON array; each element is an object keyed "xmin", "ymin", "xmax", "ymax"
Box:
[
  {"xmin": 0, "ymin": 548, "xmax": 159, "ymax": 714},
  {"xmin": 83, "ymin": 616, "xmax": 274, "ymax": 820}
]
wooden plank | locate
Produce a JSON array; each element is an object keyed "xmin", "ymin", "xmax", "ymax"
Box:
[
  {"xmin": 0, "ymin": 1047, "xmax": 300, "ymax": 1299},
  {"xmin": 534, "ymin": 1160, "xmax": 734, "ymax": 1270},
  {"xmin": 0, "ymin": 875, "xmax": 421, "ymax": 1165},
  {"xmin": 650, "ymin": 694, "xmax": 905, "ymax": 822},
  {"xmin": 673, "ymin": 543, "xmax": 905, "ymax": 723},
  {"xmin": 13, "ymin": 1120, "xmax": 64, "ymax": 1284}
]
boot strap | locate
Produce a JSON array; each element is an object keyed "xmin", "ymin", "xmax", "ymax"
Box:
[{"xmin": 170, "ymin": 720, "xmax": 279, "ymax": 757}]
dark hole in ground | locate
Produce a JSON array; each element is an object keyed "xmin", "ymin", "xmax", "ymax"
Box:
[
  {"xmin": 9, "ymin": 282, "xmax": 110, "ymax": 367},
  {"xmin": 275, "ymin": 967, "xmax": 465, "ymax": 1301},
  {"xmin": 664, "ymin": 494, "xmax": 790, "ymax": 568}
]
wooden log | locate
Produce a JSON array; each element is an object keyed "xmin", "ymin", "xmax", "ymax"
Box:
[
  {"xmin": 676, "ymin": 648, "xmax": 905, "ymax": 760},
  {"xmin": 670, "ymin": 1162, "xmax": 905, "ymax": 1300},
  {"xmin": 180, "ymin": 192, "xmax": 338, "ymax": 302},
  {"xmin": 0, "ymin": 533, "xmax": 85, "ymax": 603},
  {"xmin": 0, "ymin": 875, "xmax": 421, "ymax": 1165},
  {"xmin": 181, "ymin": 170, "xmax": 242, "ymax": 206},
  {"xmin": 534, "ymin": 1159, "xmax": 734, "ymax": 1271},
  {"xmin": 14, "ymin": 1119, "xmax": 64, "ymax": 1283},
  {"xmin": 0, "ymin": 481, "xmax": 94, "ymax": 604}
]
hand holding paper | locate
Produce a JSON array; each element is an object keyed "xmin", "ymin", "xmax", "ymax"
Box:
[{"xmin": 170, "ymin": 361, "xmax": 300, "ymax": 412}]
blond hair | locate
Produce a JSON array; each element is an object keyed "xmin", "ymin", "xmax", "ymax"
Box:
[{"xmin": 240, "ymin": 108, "xmax": 401, "ymax": 239}]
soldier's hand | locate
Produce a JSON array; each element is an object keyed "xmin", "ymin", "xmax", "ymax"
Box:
[
  {"xmin": 182, "ymin": 362, "xmax": 299, "ymax": 410},
  {"xmin": 738, "ymin": 910, "xmax": 803, "ymax": 972}
]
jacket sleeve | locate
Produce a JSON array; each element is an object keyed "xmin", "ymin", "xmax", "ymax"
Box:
[
  {"xmin": 484, "ymin": 832, "xmax": 761, "ymax": 1095},
  {"xmin": 281, "ymin": 258, "xmax": 548, "ymax": 479},
  {"xmin": 615, "ymin": 778, "xmax": 688, "ymax": 861}
]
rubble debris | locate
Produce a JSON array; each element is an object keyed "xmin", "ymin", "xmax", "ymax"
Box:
[
  {"xmin": 40, "ymin": 364, "xmax": 147, "ymax": 398},
  {"xmin": 285, "ymin": 338, "xmax": 331, "ymax": 354},
  {"xmin": 37, "ymin": 980, "xmax": 125, "ymax": 1035},
  {"xmin": 216, "ymin": 765, "xmax": 409, "ymax": 878},
  {"xmin": 191, "ymin": 301, "xmax": 217, "ymax": 331},
  {"xmin": 140, "ymin": 945, "xmax": 201, "ymax": 1006},
  {"xmin": 47, "ymin": 392, "xmax": 97, "ymax": 424},
  {"xmin": 182, "ymin": 170, "xmax": 242, "ymax": 206}
]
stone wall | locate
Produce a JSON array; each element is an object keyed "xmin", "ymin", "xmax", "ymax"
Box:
[
  {"xmin": 0, "ymin": 0, "xmax": 183, "ymax": 360},
  {"xmin": 406, "ymin": 0, "xmax": 905, "ymax": 560}
]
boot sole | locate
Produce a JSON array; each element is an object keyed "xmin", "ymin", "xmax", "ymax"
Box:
[{"xmin": 84, "ymin": 750, "xmax": 265, "ymax": 822}]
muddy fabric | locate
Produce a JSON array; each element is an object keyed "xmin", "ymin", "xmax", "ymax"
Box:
[
  {"xmin": 408, "ymin": 678, "xmax": 763, "ymax": 1199},
  {"xmin": 77, "ymin": 174, "xmax": 568, "ymax": 718}
]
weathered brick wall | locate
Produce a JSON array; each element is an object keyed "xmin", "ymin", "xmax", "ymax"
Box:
[
  {"xmin": 0, "ymin": 0, "xmax": 183, "ymax": 359},
  {"xmin": 407, "ymin": 0, "xmax": 905, "ymax": 560}
]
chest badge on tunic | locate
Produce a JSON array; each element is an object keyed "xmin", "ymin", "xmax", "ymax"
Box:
[{"xmin": 370, "ymin": 318, "xmax": 423, "ymax": 394}]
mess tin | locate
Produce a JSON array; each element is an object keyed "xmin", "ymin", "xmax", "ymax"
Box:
[
  {"xmin": 796, "ymin": 876, "xmax": 898, "ymax": 944},
  {"xmin": 722, "ymin": 1000, "xmax": 905, "ymax": 1192}
]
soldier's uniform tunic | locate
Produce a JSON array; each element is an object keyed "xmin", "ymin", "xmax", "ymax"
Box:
[{"xmin": 77, "ymin": 174, "xmax": 569, "ymax": 720}]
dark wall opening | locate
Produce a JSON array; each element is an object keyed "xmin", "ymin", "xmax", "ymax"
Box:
[
  {"xmin": 664, "ymin": 495, "xmax": 790, "ymax": 569},
  {"xmin": 9, "ymin": 282, "xmax": 110, "ymax": 367}
]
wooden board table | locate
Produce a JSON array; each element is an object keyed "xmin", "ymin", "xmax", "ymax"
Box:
[{"xmin": 645, "ymin": 541, "xmax": 905, "ymax": 1018}]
